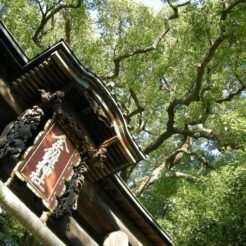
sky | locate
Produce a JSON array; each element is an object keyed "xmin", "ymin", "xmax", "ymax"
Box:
[{"xmin": 135, "ymin": 0, "xmax": 163, "ymax": 11}]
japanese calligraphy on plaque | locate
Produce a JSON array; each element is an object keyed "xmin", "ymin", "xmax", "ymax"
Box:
[{"xmin": 15, "ymin": 120, "xmax": 81, "ymax": 210}]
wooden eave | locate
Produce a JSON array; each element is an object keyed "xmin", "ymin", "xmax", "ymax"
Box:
[
  {"xmin": 60, "ymin": 174, "xmax": 173, "ymax": 246},
  {"xmin": 9, "ymin": 41, "xmax": 144, "ymax": 181},
  {"xmin": 100, "ymin": 174, "xmax": 173, "ymax": 246}
]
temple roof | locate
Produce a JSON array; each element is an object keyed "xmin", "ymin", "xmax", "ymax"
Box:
[
  {"xmin": 9, "ymin": 41, "xmax": 145, "ymax": 181},
  {"xmin": 0, "ymin": 21, "xmax": 172, "ymax": 245}
]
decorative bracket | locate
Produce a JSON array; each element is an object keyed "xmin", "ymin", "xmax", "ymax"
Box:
[
  {"xmin": 87, "ymin": 136, "xmax": 118, "ymax": 169},
  {"xmin": 0, "ymin": 106, "xmax": 44, "ymax": 182},
  {"xmin": 53, "ymin": 161, "xmax": 88, "ymax": 218},
  {"xmin": 39, "ymin": 89, "xmax": 95, "ymax": 155}
]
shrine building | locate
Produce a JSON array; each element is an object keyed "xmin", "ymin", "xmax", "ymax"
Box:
[{"xmin": 0, "ymin": 21, "xmax": 172, "ymax": 246}]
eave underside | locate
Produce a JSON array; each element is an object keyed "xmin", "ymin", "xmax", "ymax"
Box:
[{"xmin": 10, "ymin": 48, "xmax": 144, "ymax": 182}]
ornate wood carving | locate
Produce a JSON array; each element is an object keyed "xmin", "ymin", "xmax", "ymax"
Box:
[
  {"xmin": 87, "ymin": 136, "xmax": 118, "ymax": 169},
  {"xmin": 0, "ymin": 88, "xmax": 113, "ymax": 216},
  {"xmin": 53, "ymin": 162, "xmax": 88, "ymax": 218},
  {"xmin": 40, "ymin": 89, "xmax": 96, "ymax": 155},
  {"xmin": 0, "ymin": 106, "xmax": 44, "ymax": 180},
  {"xmin": 39, "ymin": 90, "xmax": 112, "ymax": 166},
  {"xmin": 38, "ymin": 90, "xmax": 94, "ymax": 216},
  {"xmin": 54, "ymin": 107, "xmax": 94, "ymax": 155},
  {"xmin": 88, "ymin": 142, "xmax": 109, "ymax": 170},
  {"xmin": 39, "ymin": 89, "xmax": 64, "ymax": 112},
  {"xmin": 84, "ymin": 91, "xmax": 112, "ymax": 128}
]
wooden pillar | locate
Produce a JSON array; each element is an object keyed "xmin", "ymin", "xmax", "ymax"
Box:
[
  {"xmin": 0, "ymin": 180, "xmax": 65, "ymax": 246},
  {"xmin": 48, "ymin": 215, "xmax": 99, "ymax": 246},
  {"xmin": 103, "ymin": 231, "xmax": 128, "ymax": 246}
]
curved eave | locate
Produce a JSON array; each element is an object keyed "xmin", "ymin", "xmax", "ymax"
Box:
[
  {"xmin": 12, "ymin": 40, "xmax": 145, "ymax": 164},
  {"xmin": 100, "ymin": 174, "xmax": 174, "ymax": 246}
]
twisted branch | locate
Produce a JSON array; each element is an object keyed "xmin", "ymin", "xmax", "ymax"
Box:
[
  {"xmin": 142, "ymin": 0, "xmax": 245, "ymax": 155},
  {"xmin": 132, "ymin": 137, "xmax": 192, "ymax": 197},
  {"xmin": 33, "ymin": 0, "xmax": 83, "ymax": 48},
  {"xmin": 126, "ymin": 88, "xmax": 144, "ymax": 122},
  {"xmin": 144, "ymin": 34, "xmax": 225, "ymax": 154},
  {"xmin": 101, "ymin": 1, "xmax": 190, "ymax": 80}
]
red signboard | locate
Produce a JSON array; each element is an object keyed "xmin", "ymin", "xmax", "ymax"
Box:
[{"xmin": 15, "ymin": 120, "xmax": 81, "ymax": 210}]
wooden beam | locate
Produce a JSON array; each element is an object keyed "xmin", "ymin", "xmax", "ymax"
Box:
[
  {"xmin": 77, "ymin": 183, "xmax": 151, "ymax": 246},
  {"xmin": 100, "ymin": 135, "xmax": 118, "ymax": 146},
  {"xmin": 103, "ymin": 231, "xmax": 128, "ymax": 246},
  {"xmin": 0, "ymin": 180, "xmax": 65, "ymax": 246},
  {"xmin": 48, "ymin": 215, "xmax": 99, "ymax": 246}
]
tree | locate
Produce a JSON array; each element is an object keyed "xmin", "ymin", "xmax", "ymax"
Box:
[
  {"xmin": 155, "ymin": 151, "xmax": 246, "ymax": 245},
  {"xmin": 0, "ymin": 0, "xmax": 245, "ymax": 244},
  {"xmin": 0, "ymin": 206, "xmax": 43, "ymax": 245},
  {"xmin": 0, "ymin": 206, "xmax": 25, "ymax": 245}
]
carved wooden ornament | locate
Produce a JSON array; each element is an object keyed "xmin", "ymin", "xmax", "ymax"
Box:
[{"xmin": 15, "ymin": 120, "xmax": 81, "ymax": 211}]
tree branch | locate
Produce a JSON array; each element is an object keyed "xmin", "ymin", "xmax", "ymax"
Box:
[
  {"xmin": 159, "ymin": 76, "xmax": 171, "ymax": 92},
  {"xmin": 144, "ymin": 35, "xmax": 225, "ymax": 154},
  {"xmin": 166, "ymin": 171, "xmax": 196, "ymax": 180},
  {"xmin": 126, "ymin": 108, "xmax": 144, "ymax": 121},
  {"xmin": 143, "ymin": 0, "xmax": 245, "ymax": 155},
  {"xmin": 33, "ymin": 0, "xmax": 83, "ymax": 48},
  {"xmin": 167, "ymin": 0, "xmax": 190, "ymax": 20},
  {"xmin": 174, "ymin": 125, "xmax": 216, "ymax": 140},
  {"xmin": 131, "ymin": 162, "xmax": 165, "ymax": 197},
  {"xmin": 101, "ymin": 1, "xmax": 190, "ymax": 80},
  {"xmin": 133, "ymin": 137, "xmax": 192, "ymax": 197},
  {"xmin": 220, "ymin": 0, "xmax": 245, "ymax": 21},
  {"xmin": 63, "ymin": 9, "xmax": 72, "ymax": 45},
  {"xmin": 126, "ymin": 88, "xmax": 144, "ymax": 122},
  {"xmin": 186, "ymin": 151, "xmax": 214, "ymax": 170},
  {"xmin": 216, "ymin": 86, "xmax": 245, "ymax": 103},
  {"xmin": 35, "ymin": 0, "xmax": 45, "ymax": 17},
  {"xmin": 216, "ymin": 74, "xmax": 245, "ymax": 103}
]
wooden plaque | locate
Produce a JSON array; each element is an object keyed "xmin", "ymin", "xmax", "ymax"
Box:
[{"xmin": 15, "ymin": 120, "xmax": 81, "ymax": 210}]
